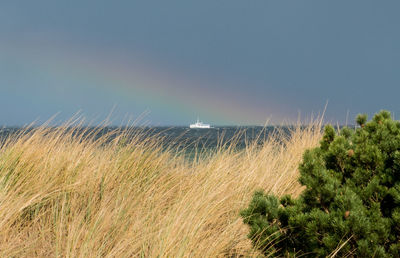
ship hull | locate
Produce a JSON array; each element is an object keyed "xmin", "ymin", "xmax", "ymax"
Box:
[{"xmin": 190, "ymin": 124, "xmax": 211, "ymax": 129}]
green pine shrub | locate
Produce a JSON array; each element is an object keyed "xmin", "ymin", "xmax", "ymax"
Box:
[{"xmin": 241, "ymin": 110, "xmax": 400, "ymax": 257}]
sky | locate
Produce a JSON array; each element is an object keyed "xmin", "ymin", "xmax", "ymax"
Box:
[{"xmin": 0, "ymin": 1, "xmax": 399, "ymax": 126}]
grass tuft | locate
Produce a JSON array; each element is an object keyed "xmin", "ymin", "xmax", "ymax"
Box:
[{"xmin": 0, "ymin": 119, "xmax": 322, "ymax": 257}]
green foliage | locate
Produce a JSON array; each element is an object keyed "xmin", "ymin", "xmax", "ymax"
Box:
[{"xmin": 241, "ymin": 111, "xmax": 400, "ymax": 257}]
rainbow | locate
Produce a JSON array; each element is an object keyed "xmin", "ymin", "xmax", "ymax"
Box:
[{"xmin": 1, "ymin": 40, "xmax": 281, "ymax": 125}]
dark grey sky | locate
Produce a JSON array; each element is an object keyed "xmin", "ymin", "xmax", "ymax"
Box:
[{"xmin": 1, "ymin": 1, "xmax": 399, "ymax": 125}]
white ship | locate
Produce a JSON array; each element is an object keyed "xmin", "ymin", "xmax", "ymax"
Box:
[{"xmin": 190, "ymin": 118, "xmax": 211, "ymax": 129}]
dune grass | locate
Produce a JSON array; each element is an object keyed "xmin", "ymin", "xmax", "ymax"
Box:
[{"xmin": 0, "ymin": 120, "xmax": 323, "ymax": 257}]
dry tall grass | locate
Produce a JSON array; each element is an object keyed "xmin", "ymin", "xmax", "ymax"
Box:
[{"xmin": 0, "ymin": 120, "xmax": 323, "ymax": 257}]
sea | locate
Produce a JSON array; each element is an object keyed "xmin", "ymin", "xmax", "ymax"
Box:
[{"xmin": 0, "ymin": 126, "xmax": 295, "ymax": 156}]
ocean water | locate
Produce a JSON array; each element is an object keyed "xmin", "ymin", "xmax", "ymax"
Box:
[{"xmin": 0, "ymin": 126, "xmax": 291, "ymax": 151}]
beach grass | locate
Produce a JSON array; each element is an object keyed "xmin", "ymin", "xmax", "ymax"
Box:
[{"xmin": 0, "ymin": 119, "xmax": 323, "ymax": 257}]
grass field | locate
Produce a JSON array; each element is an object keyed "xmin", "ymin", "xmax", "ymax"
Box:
[{"xmin": 0, "ymin": 119, "xmax": 323, "ymax": 257}]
